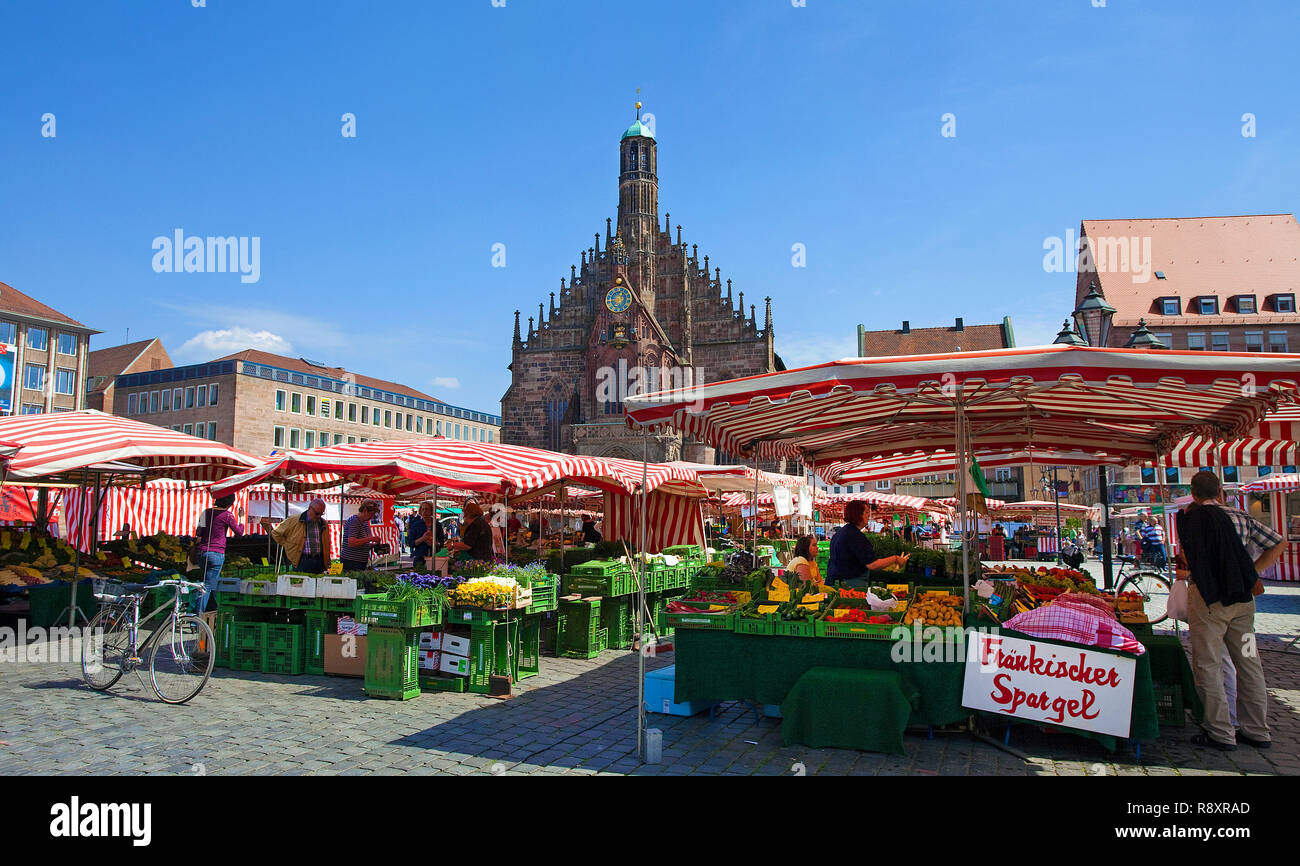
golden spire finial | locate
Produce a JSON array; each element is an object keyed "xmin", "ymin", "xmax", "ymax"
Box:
[{"xmin": 636, "ymin": 89, "xmax": 642, "ymax": 118}]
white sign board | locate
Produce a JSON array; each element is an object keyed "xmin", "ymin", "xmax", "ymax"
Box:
[
  {"xmin": 962, "ymin": 632, "xmax": 1137, "ymax": 738},
  {"xmin": 797, "ymin": 487, "xmax": 813, "ymax": 519},
  {"xmin": 772, "ymin": 485, "xmax": 794, "ymax": 518}
]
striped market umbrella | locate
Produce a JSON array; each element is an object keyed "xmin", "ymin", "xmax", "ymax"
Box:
[
  {"xmin": 1241, "ymin": 473, "xmax": 1300, "ymax": 494},
  {"xmin": 0, "ymin": 410, "xmax": 260, "ymax": 482}
]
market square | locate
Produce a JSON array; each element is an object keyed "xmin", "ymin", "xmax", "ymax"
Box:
[{"xmin": 2, "ymin": 5, "xmax": 1300, "ymax": 840}]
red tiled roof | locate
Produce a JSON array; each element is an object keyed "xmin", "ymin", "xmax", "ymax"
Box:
[
  {"xmin": 857, "ymin": 321, "xmax": 1010, "ymax": 357},
  {"xmin": 87, "ymin": 338, "xmax": 167, "ymax": 395},
  {"xmin": 213, "ymin": 349, "xmax": 445, "ymax": 405},
  {"xmin": 0, "ymin": 280, "xmax": 93, "ymax": 330},
  {"xmin": 1077, "ymin": 214, "xmax": 1300, "ymax": 327}
]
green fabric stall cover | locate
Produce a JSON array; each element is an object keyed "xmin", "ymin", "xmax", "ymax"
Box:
[
  {"xmin": 781, "ymin": 667, "xmax": 920, "ymax": 755},
  {"xmin": 672, "ymin": 629, "xmax": 970, "ymax": 728},
  {"xmin": 1140, "ymin": 632, "xmax": 1204, "ymax": 723}
]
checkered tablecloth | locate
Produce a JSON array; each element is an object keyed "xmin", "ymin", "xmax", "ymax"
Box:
[{"xmin": 1004, "ymin": 598, "xmax": 1145, "ymax": 655}]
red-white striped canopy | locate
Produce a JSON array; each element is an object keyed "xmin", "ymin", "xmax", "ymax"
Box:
[
  {"xmin": 1241, "ymin": 473, "xmax": 1300, "ymax": 493},
  {"xmin": 934, "ymin": 496, "xmax": 1008, "ymax": 510},
  {"xmin": 990, "ymin": 499, "xmax": 1095, "ymax": 519},
  {"xmin": 824, "ymin": 448, "xmax": 1127, "ymax": 484},
  {"xmin": 0, "ymin": 410, "xmax": 261, "ymax": 482},
  {"xmin": 623, "ymin": 346, "xmax": 1300, "ymax": 466},
  {"xmin": 209, "ymin": 439, "xmax": 671, "ymax": 499},
  {"xmin": 1255, "ymin": 404, "xmax": 1300, "ymax": 441},
  {"xmin": 1162, "ymin": 436, "xmax": 1297, "ymax": 468}
]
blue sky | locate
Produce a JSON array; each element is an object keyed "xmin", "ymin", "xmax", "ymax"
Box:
[{"xmin": 2, "ymin": 0, "xmax": 1297, "ymax": 414}]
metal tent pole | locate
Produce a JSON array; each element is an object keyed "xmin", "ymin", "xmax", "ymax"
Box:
[
  {"xmin": 1052, "ymin": 466, "xmax": 1063, "ymax": 564},
  {"xmin": 1099, "ymin": 465, "xmax": 1114, "ymax": 590},
  {"xmin": 956, "ymin": 405, "xmax": 970, "ymax": 612},
  {"xmin": 751, "ymin": 451, "xmax": 760, "ymax": 562},
  {"xmin": 637, "ymin": 430, "xmax": 649, "ymax": 761}
]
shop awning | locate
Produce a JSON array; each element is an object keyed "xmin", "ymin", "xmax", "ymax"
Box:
[{"xmin": 1241, "ymin": 473, "xmax": 1300, "ymax": 493}]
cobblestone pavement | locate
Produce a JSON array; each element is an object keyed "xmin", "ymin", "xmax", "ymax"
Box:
[{"xmin": 1, "ymin": 584, "xmax": 1297, "ymax": 776}]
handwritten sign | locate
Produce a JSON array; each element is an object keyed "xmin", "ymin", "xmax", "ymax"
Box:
[{"xmin": 962, "ymin": 632, "xmax": 1136, "ymax": 738}]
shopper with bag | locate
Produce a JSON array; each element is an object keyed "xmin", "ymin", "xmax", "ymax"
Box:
[
  {"xmin": 1175, "ymin": 471, "xmax": 1285, "ymax": 751},
  {"xmin": 191, "ymin": 494, "xmax": 244, "ymax": 614}
]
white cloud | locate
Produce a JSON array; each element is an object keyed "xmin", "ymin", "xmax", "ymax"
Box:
[
  {"xmin": 431, "ymin": 376, "xmax": 461, "ymax": 390},
  {"xmin": 177, "ymin": 327, "xmax": 293, "ymax": 361}
]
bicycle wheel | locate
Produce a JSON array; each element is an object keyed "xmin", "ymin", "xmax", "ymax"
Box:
[
  {"xmin": 1117, "ymin": 571, "xmax": 1172, "ymax": 626},
  {"xmin": 148, "ymin": 614, "xmax": 215, "ymax": 704},
  {"xmin": 82, "ymin": 606, "xmax": 130, "ymax": 690}
]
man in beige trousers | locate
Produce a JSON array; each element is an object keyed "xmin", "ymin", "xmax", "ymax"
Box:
[{"xmin": 1175, "ymin": 471, "xmax": 1285, "ymax": 751}]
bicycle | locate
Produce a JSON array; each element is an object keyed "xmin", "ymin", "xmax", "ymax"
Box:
[
  {"xmin": 81, "ymin": 577, "xmax": 215, "ymax": 704},
  {"xmin": 1112, "ymin": 554, "xmax": 1172, "ymax": 627}
]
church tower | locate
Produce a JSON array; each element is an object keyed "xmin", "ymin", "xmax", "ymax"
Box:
[{"xmin": 618, "ymin": 103, "xmax": 658, "ymax": 309}]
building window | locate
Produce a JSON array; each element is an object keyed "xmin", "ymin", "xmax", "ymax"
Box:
[
  {"xmin": 348, "ymin": 436, "xmax": 356, "ymax": 444},
  {"xmin": 487, "ymin": 430, "xmax": 493, "ymax": 443},
  {"xmin": 1139, "ymin": 467, "xmax": 1156, "ymax": 484},
  {"xmin": 1159, "ymin": 298, "xmax": 1180, "ymax": 316},
  {"xmin": 185, "ymin": 387, "xmax": 195, "ymax": 409},
  {"xmin": 207, "ymin": 422, "xmax": 217, "ymax": 440},
  {"xmin": 1258, "ymin": 466, "xmax": 1273, "ymax": 478},
  {"xmin": 127, "ymin": 393, "xmax": 138, "ymax": 414},
  {"xmin": 161, "ymin": 389, "xmax": 171, "ymax": 411},
  {"xmin": 320, "ymin": 397, "xmax": 330, "ymax": 418},
  {"xmin": 1275, "ymin": 294, "xmax": 1296, "ymax": 313},
  {"xmin": 290, "ymin": 392, "xmax": 301, "ymax": 413},
  {"xmin": 274, "ymin": 426, "xmax": 285, "ymax": 448},
  {"xmin": 276, "ymin": 389, "xmax": 287, "ymax": 411},
  {"xmin": 196, "ymin": 385, "xmax": 207, "ymax": 408},
  {"xmin": 436, "ymin": 420, "xmax": 442, "ymax": 435},
  {"xmin": 150, "ymin": 391, "xmax": 160, "ymax": 413},
  {"xmin": 875, "ymin": 480, "xmax": 891, "ymax": 490},
  {"xmin": 334, "ymin": 401, "xmax": 343, "ymax": 421},
  {"xmin": 374, "ymin": 409, "xmax": 381, "ymax": 427},
  {"xmin": 0, "ymin": 321, "xmax": 15, "ymax": 345},
  {"xmin": 54, "ymin": 368, "xmax": 75, "ymax": 396},
  {"xmin": 1222, "ymin": 466, "xmax": 1239, "ymax": 483},
  {"xmin": 1197, "ymin": 297, "xmax": 1218, "ymax": 315},
  {"xmin": 1268, "ymin": 331, "xmax": 1288, "ymax": 353},
  {"xmin": 209, "ymin": 383, "xmax": 219, "ymax": 405},
  {"xmin": 348, "ymin": 403, "xmax": 357, "ymax": 422},
  {"xmin": 334, "ymin": 434, "xmax": 344, "ymax": 445},
  {"xmin": 416, "ymin": 417, "xmax": 423, "ymax": 434},
  {"xmin": 305, "ymin": 431, "xmax": 315, "ymax": 449},
  {"xmin": 27, "ymin": 328, "xmax": 47, "ymax": 351},
  {"xmin": 1165, "ymin": 467, "xmax": 1179, "ymax": 484},
  {"xmin": 1284, "ymin": 464, "xmax": 1297, "ymax": 474},
  {"xmin": 320, "ymin": 430, "xmax": 329, "ymax": 446},
  {"xmin": 406, "ymin": 413, "xmax": 413, "ymax": 432},
  {"xmin": 1211, "ymin": 332, "xmax": 1230, "ymax": 352},
  {"xmin": 23, "ymin": 364, "xmax": 44, "ymax": 391},
  {"xmin": 20, "ymin": 404, "xmax": 41, "ymax": 415},
  {"xmin": 832, "ymin": 486, "xmax": 840, "ymax": 495},
  {"xmin": 57, "ymin": 333, "xmax": 77, "ymax": 355},
  {"xmin": 993, "ymin": 468, "xmax": 1013, "ymax": 482},
  {"xmin": 183, "ymin": 423, "xmax": 194, "ymax": 435},
  {"xmin": 1154, "ymin": 333, "xmax": 1174, "ymax": 348},
  {"xmin": 456, "ymin": 423, "xmax": 462, "ymax": 439},
  {"xmin": 1235, "ymin": 296, "xmax": 1257, "ymax": 314},
  {"xmin": 289, "ymin": 429, "xmax": 301, "ymax": 449},
  {"xmin": 305, "ymin": 395, "xmax": 316, "ymax": 416},
  {"xmin": 361, "ymin": 405, "xmax": 369, "ymax": 424},
  {"xmin": 1245, "ymin": 332, "xmax": 1264, "ymax": 352},
  {"xmin": 1187, "ymin": 333, "xmax": 1207, "ymax": 351},
  {"xmin": 384, "ymin": 410, "xmax": 392, "ymax": 428}
]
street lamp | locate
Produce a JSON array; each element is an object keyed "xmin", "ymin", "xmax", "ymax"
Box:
[{"xmin": 1039, "ymin": 466, "xmax": 1063, "ymax": 564}]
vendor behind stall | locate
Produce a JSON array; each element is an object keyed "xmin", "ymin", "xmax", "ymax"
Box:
[
  {"xmin": 341, "ymin": 499, "xmax": 384, "ymax": 571},
  {"xmin": 827, "ymin": 500, "xmax": 908, "ymax": 587},
  {"xmin": 266, "ymin": 497, "xmax": 331, "ymax": 574},
  {"xmin": 785, "ymin": 535, "xmax": 823, "ymax": 586},
  {"xmin": 582, "ymin": 516, "xmax": 602, "ymax": 544},
  {"xmin": 407, "ymin": 500, "xmax": 445, "ymax": 573},
  {"xmin": 449, "ymin": 500, "xmax": 494, "ymax": 562}
]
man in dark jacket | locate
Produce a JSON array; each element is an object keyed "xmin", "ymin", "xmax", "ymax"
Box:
[{"xmin": 1176, "ymin": 471, "xmax": 1285, "ymax": 751}]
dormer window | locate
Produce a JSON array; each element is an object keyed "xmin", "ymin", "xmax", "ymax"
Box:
[
  {"xmin": 1157, "ymin": 297, "xmax": 1180, "ymax": 316},
  {"xmin": 1197, "ymin": 297, "xmax": 1219, "ymax": 315},
  {"xmin": 1274, "ymin": 293, "xmax": 1296, "ymax": 313},
  {"xmin": 1234, "ymin": 295, "xmax": 1257, "ymax": 314}
]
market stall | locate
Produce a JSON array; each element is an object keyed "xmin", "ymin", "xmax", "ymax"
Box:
[
  {"xmin": 626, "ymin": 344, "xmax": 1299, "ymax": 752},
  {"xmin": 1242, "ymin": 473, "xmax": 1300, "ymax": 582}
]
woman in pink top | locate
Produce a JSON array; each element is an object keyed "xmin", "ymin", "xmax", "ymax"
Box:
[{"xmin": 194, "ymin": 494, "xmax": 244, "ymax": 613}]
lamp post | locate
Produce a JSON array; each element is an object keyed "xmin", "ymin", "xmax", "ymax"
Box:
[{"xmin": 1040, "ymin": 467, "xmax": 1063, "ymax": 564}]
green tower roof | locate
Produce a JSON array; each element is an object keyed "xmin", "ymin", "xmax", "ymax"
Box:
[{"xmin": 621, "ymin": 119, "xmax": 655, "ymax": 141}]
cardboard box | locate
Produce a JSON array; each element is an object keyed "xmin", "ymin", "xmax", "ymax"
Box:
[
  {"xmin": 441, "ymin": 634, "xmax": 470, "ymax": 657},
  {"xmin": 419, "ymin": 631, "xmax": 441, "ymax": 651},
  {"xmin": 323, "ymin": 634, "xmax": 367, "ymax": 677},
  {"xmin": 439, "ymin": 654, "xmax": 470, "ymax": 676},
  {"xmin": 418, "ymin": 649, "xmax": 440, "ymax": 670}
]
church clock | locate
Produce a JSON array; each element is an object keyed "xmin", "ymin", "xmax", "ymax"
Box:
[{"xmin": 605, "ymin": 283, "xmax": 632, "ymax": 314}]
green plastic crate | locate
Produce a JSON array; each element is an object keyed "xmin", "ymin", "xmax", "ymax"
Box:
[
  {"xmin": 212, "ymin": 591, "xmax": 246, "ymax": 609},
  {"xmin": 448, "ymin": 607, "xmax": 505, "ymax": 626},
  {"xmin": 420, "ymin": 674, "xmax": 466, "ymax": 692},
  {"xmin": 558, "ymin": 598, "xmax": 606, "ymax": 658},
  {"xmin": 663, "ymin": 544, "xmax": 703, "ymax": 562},
  {"xmin": 302, "ymin": 611, "xmax": 336, "ymax": 675},
  {"xmin": 230, "ymin": 646, "xmax": 265, "ymax": 671},
  {"xmin": 774, "ymin": 618, "xmax": 817, "ymax": 638},
  {"xmin": 1154, "ymin": 683, "xmax": 1186, "ymax": 727},
  {"xmin": 517, "ymin": 615, "xmax": 541, "ymax": 679},
  {"xmin": 281, "ymin": 596, "xmax": 321, "ymax": 611},
  {"xmin": 242, "ymin": 593, "xmax": 284, "ymax": 609},
  {"xmin": 564, "ymin": 570, "xmax": 637, "ymax": 597},
  {"xmin": 319, "ymin": 596, "xmax": 357, "ymax": 614},
  {"xmin": 364, "ymin": 627, "xmax": 421, "ymax": 700},
  {"xmin": 356, "ymin": 593, "xmax": 442, "ymax": 628},
  {"xmin": 231, "ymin": 621, "xmax": 267, "ymax": 650},
  {"xmin": 666, "ymin": 611, "xmax": 735, "ymax": 631},
  {"xmin": 601, "ymin": 597, "xmax": 635, "ymax": 650},
  {"xmin": 526, "ymin": 582, "xmax": 558, "ymax": 614},
  {"xmin": 263, "ymin": 623, "xmax": 303, "ymax": 674},
  {"xmin": 569, "ymin": 559, "xmax": 627, "ymax": 576},
  {"xmin": 214, "ymin": 609, "xmax": 239, "ymax": 668},
  {"xmin": 466, "ymin": 621, "xmax": 518, "ymax": 693},
  {"xmin": 264, "ymin": 648, "xmax": 304, "ymax": 675}
]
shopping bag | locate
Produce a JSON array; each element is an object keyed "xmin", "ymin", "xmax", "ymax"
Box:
[{"xmin": 1167, "ymin": 578, "xmax": 1189, "ymax": 622}]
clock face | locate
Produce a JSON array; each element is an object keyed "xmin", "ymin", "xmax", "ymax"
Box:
[{"xmin": 605, "ymin": 285, "xmax": 633, "ymax": 314}]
